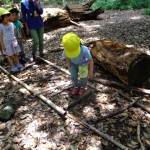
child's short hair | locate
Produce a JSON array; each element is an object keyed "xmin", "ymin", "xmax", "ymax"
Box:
[
  {"xmin": 1, "ymin": 14, "xmax": 10, "ymax": 21},
  {"xmin": 7, "ymin": 8, "xmax": 19, "ymax": 14}
]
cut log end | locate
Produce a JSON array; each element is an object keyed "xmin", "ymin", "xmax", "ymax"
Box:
[
  {"xmin": 128, "ymin": 56, "xmax": 150, "ymax": 85},
  {"xmin": 88, "ymin": 39, "xmax": 150, "ymax": 86}
]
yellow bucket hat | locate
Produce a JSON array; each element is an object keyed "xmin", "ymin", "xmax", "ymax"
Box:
[
  {"xmin": 0, "ymin": 8, "xmax": 10, "ymax": 16},
  {"xmin": 62, "ymin": 33, "xmax": 81, "ymax": 58}
]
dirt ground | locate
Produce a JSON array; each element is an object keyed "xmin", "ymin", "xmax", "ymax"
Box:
[{"xmin": 0, "ymin": 9, "xmax": 150, "ymax": 150}]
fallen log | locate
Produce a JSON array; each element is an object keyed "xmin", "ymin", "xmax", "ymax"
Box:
[
  {"xmin": 64, "ymin": 0, "xmax": 104, "ymax": 21},
  {"xmin": 42, "ymin": 8, "xmax": 71, "ymax": 32},
  {"xmin": 88, "ymin": 39, "xmax": 150, "ymax": 85}
]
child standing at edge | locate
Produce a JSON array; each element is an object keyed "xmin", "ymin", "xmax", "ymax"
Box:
[
  {"xmin": 62, "ymin": 32, "xmax": 94, "ymax": 95},
  {"xmin": 8, "ymin": 7, "xmax": 27, "ymax": 65},
  {"xmin": 0, "ymin": 8, "xmax": 24, "ymax": 72}
]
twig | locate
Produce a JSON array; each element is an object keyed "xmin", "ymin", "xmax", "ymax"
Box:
[
  {"xmin": 50, "ymin": 47, "xmax": 63, "ymax": 52},
  {"xmin": 38, "ymin": 57, "xmax": 96, "ymax": 90},
  {"xmin": 92, "ymin": 78, "xmax": 150, "ymax": 95},
  {"xmin": 97, "ymin": 90, "xmax": 140, "ymax": 121},
  {"xmin": 67, "ymin": 113, "xmax": 128, "ymax": 150},
  {"xmin": 38, "ymin": 57, "xmax": 70, "ymax": 75},
  {"xmin": 137, "ymin": 123, "xmax": 146, "ymax": 150},
  {"xmin": 0, "ymin": 65, "xmax": 128, "ymax": 149},
  {"xmin": 0, "ymin": 65, "xmax": 66, "ymax": 116},
  {"xmin": 48, "ymin": 85, "xmax": 73, "ymax": 98},
  {"xmin": 118, "ymin": 91, "xmax": 150, "ymax": 113},
  {"xmin": 33, "ymin": 85, "xmax": 60, "ymax": 96},
  {"xmin": 70, "ymin": 20, "xmax": 82, "ymax": 27},
  {"xmin": 67, "ymin": 89, "xmax": 92, "ymax": 109},
  {"xmin": 82, "ymin": 120, "xmax": 128, "ymax": 150}
]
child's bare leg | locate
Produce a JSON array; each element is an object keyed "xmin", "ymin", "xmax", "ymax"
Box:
[
  {"xmin": 13, "ymin": 54, "xmax": 19, "ymax": 65},
  {"xmin": 7, "ymin": 56, "xmax": 14, "ymax": 67}
]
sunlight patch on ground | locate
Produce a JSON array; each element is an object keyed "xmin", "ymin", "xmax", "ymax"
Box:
[
  {"xmin": 44, "ymin": 33, "xmax": 56, "ymax": 40},
  {"xmin": 19, "ymin": 119, "xmax": 57, "ymax": 149},
  {"xmin": 129, "ymin": 16, "xmax": 142, "ymax": 20},
  {"xmin": 108, "ymin": 21, "xmax": 115, "ymax": 24},
  {"xmin": 105, "ymin": 103, "xmax": 115, "ymax": 110},
  {"xmin": 86, "ymin": 37, "xmax": 100, "ymax": 42},
  {"xmin": 83, "ymin": 106, "xmax": 96, "ymax": 119},
  {"xmin": 19, "ymin": 88, "xmax": 30, "ymax": 95},
  {"xmin": 80, "ymin": 22, "xmax": 101, "ymax": 29},
  {"xmin": 57, "ymin": 80, "xmax": 70, "ymax": 86},
  {"xmin": 86, "ymin": 137, "xmax": 102, "ymax": 150},
  {"xmin": 125, "ymin": 44, "xmax": 135, "ymax": 48},
  {"xmin": 96, "ymin": 93, "xmax": 109, "ymax": 104}
]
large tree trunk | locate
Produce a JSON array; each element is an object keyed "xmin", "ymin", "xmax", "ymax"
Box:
[
  {"xmin": 42, "ymin": 3, "xmax": 104, "ymax": 32},
  {"xmin": 42, "ymin": 8, "xmax": 71, "ymax": 32},
  {"xmin": 64, "ymin": 0, "xmax": 104, "ymax": 21},
  {"xmin": 87, "ymin": 39, "xmax": 150, "ymax": 85}
]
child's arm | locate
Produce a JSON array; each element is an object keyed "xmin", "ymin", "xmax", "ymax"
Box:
[
  {"xmin": 66, "ymin": 57, "xmax": 71, "ymax": 71},
  {"xmin": 24, "ymin": 23, "xmax": 29, "ymax": 35},
  {"xmin": 89, "ymin": 58, "xmax": 94, "ymax": 79},
  {"xmin": 21, "ymin": 2, "xmax": 29, "ymax": 35},
  {"xmin": 18, "ymin": 21, "xmax": 26, "ymax": 42},
  {"xmin": 0, "ymin": 32, "xmax": 5, "ymax": 53},
  {"xmin": 35, "ymin": 0, "xmax": 43, "ymax": 14},
  {"xmin": 20, "ymin": 28, "xmax": 26, "ymax": 42}
]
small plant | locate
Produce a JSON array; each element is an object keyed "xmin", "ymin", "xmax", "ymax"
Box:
[
  {"xmin": 143, "ymin": 8, "xmax": 150, "ymax": 15},
  {"xmin": 91, "ymin": 0, "xmax": 150, "ymax": 10}
]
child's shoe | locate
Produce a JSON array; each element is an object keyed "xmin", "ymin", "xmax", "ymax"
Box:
[
  {"xmin": 11, "ymin": 66, "xmax": 19, "ymax": 73},
  {"xmin": 78, "ymin": 87, "xmax": 85, "ymax": 95},
  {"xmin": 16, "ymin": 63, "xmax": 24, "ymax": 71},
  {"xmin": 71, "ymin": 87, "xmax": 79, "ymax": 95},
  {"xmin": 20, "ymin": 57, "xmax": 28, "ymax": 65},
  {"xmin": 30, "ymin": 53, "xmax": 36, "ymax": 62}
]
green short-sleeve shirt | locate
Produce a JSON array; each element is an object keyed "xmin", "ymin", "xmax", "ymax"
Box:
[
  {"xmin": 14, "ymin": 20, "xmax": 23, "ymax": 30},
  {"xmin": 14, "ymin": 20, "xmax": 23, "ymax": 39}
]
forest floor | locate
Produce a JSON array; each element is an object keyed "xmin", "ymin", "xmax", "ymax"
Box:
[{"xmin": 0, "ymin": 9, "xmax": 150, "ymax": 150}]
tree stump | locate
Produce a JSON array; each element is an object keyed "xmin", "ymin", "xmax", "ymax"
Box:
[{"xmin": 88, "ymin": 39, "xmax": 150, "ymax": 85}]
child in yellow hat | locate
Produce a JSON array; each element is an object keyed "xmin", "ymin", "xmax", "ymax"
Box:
[
  {"xmin": 62, "ymin": 32, "xmax": 94, "ymax": 95},
  {"xmin": 0, "ymin": 8, "xmax": 24, "ymax": 72}
]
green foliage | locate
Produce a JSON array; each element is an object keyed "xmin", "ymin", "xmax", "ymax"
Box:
[
  {"xmin": 91, "ymin": 0, "xmax": 150, "ymax": 10},
  {"xmin": 143, "ymin": 7, "xmax": 150, "ymax": 15}
]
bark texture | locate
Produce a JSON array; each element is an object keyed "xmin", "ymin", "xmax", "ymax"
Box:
[
  {"xmin": 64, "ymin": 0, "xmax": 104, "ymax": 21},
  {"xmin": 87, "ymin": 39, "xmax": 150, "ymax": 85}
]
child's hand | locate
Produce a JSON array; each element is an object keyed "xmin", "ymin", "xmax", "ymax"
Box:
[
  {"xmin": 2, "ymin": 50, "xmax": 6, "ymax": 55},
  {"xmin": 1, "ymin": 45, "xmax": 5, "ymax": 51},
  {"xmin": 89, "ymin": 71, "xmax": 94, "ymax": 80},
  {"xmin": 26, "ymin": 28, "xmax": 29, "ymax": 35},
  {"xmin": 35, "ymin": 0, "xmax": 40, "ymax": 5}
]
